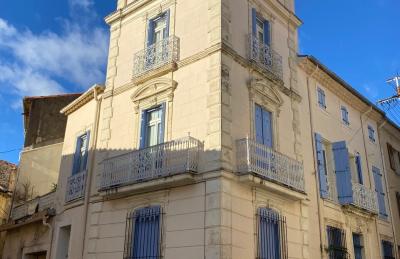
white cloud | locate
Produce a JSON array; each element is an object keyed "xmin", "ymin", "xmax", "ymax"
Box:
[{"xmin": 0, "ymin": 4, "xmax": 108, "ymax": 106}]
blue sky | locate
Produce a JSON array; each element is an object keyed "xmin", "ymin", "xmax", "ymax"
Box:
[{"xmin": 0, "ymin": 0, "xmax": 399, "ymax": 163}]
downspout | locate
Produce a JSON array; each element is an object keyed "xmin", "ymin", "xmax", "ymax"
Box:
[
  {"xmin": 360, "ymin": 106, "xmax": 381, "ymax": 257},
  {"xmin": 81, "ymin": 88, "xmax": 102, "ymax": 258},
  {"xmin": 42, "ymin": 216, "xmax": 53, "ymax": 259},
  {"xmin": 360, "ymin": 106, "xmax": 373, "ymax": 186},
  {"xmin": 377, "ymin": 120, "xmax": 399, "ymax": 256},
  {"xmin": 306, "ymin": 63, "xmax": 326, "ymax": 257}
]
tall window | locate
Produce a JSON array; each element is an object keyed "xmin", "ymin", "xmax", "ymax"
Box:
[
  {"xmin": 252, "ymin": 9, "xmax": 270, "ymax": 47},
  {"xmin": 72, "ymin": 132, "xmax": 89, "ymax": 175},
  {"xmin": 327, "ymin": 226, "xmax": 348, "ymax": 259},
  {"xmin": 354, "ymin": 153, "xmax": 364, "ymax": 185},
  {"xmin": 255, "ymin": 104, "xmax": 273, "ymax": 148},
  {"xmin": 382, "ymin": 240, "xmax": 394, "ymax": 259},
  {"xmin": 368, "ymin": 125, "xmax": 375, "ymax": 142},
  {"xmin": 257, "ymin": 208, "xmax": 287, "ymax": 259},
  {"xmin": 317, "ymin": 87, "xmax": 326, "ymax": 109},
  {"xmin": 387, "ymin": 144, "xmax": 400, "ymax": 173},
  {"xmin": 373, "ymin": 166, "xmax": 387, "ymax": 219},
  {"xmin": 352, "ymin": 233, "xmax": 363, "ymax": 259},
  {"xmin": 147, "ymin": 12, "xmax": 169, "ymax": 47},
  {"xmin": 341, "ymin": 106, "xmax": 349, "ymax": 125},
  {"xmin": 124, "ymin": 206, "xmax": 162, "ymax": 259},
  {"xmin": 140, "ymin": 104, "xmax": 165, "ymax": 148},
  {"xmin": 396, "ymin": 192, "xmax": 400, "ymax": 218}
]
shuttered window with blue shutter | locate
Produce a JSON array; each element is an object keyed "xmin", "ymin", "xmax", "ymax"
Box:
[
  {"xmin": 373, "ymin": 166, "xmax": 387, "ymax": 218},
  {"xmin": 258, "ymin": 208, "xmax": 287, "ymax": 259},
  {"xmin": 72, "ymin": 132, "xmax": 90, "ymax": 175},
  {"xmin": 124, "ymin": 206, "xmax": 162, "ymax": 259},
  {"xmin": 317, "ymin": 87, "xmax": 326, "ymax": 109},
  {"xmin": 332, "ymin": 141, "xmax": 353, "ymax": 204},
  {"xmin": 315, "ymin": 133, "xmax": 329, "ymax": 198},
  {"xmin": 255, "ymin": 104, "xmax": 273, "ymax": 148}
]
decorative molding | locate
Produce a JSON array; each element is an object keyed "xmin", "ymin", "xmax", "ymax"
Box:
[{"xmin": 130, "ymin": 77, "xmax": 177, "ymax": 113}]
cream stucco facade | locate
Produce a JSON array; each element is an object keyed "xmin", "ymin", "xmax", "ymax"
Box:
[{"xmin": 2, "ymin": 0, "xmax": 400, "ymax": 259}]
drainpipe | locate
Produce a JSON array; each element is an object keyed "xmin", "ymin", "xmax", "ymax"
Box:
[
  {"xmin": 377, "ymin": 120, "xmax": 399, "ymax": 256},
  {"xmin": 81, "ymin": 87, "xmax": 102, "ymax": 258},
  {"xmin": 360, "ymin": 106, "xmax": 373, "ymax": 186},
  {"xmin": 42, "ymin": 216, "xmax": 53, "ymax": 259},
  {"xmin": 360, "ymin": 106, "xmax": 382, "ymax": 257},
  {"xmin": 306, "ymin": 64, "xmax": 326, "ymax": 257}
]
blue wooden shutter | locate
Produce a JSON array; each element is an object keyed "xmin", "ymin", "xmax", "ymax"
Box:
[
  {"xmin": 255, "ymin": 105, "xmax": 263, "ymax": 144},
  {"xmin": 72, "ymin": 136, "xmax": 82, "ymax": 175},
  {"xmin": 315, "ymin": 133, "xmax": 329, "ymax": 198},
  {"xmin": 373, "ymin": 166, "xmax": 387, "ymax": 218},
  {"xmin": 251, "ymin": 8, "xmax": 257, "ymax": 36},
  {"xmin": 263, "ymin": 20, "xmax": 270, "ymax": 46},
  {"xmin": 355, "ymin": 154, "xmax": 363, "ymax": 184},
  {"xmin": 132, "ymin": 206, "xmax": 161, "ymax": 258},
  {"xmin": 82, "ymin": 131, "xmax": 90, "ymax": 171},
  {"xmin": 139, "ymin": 110, "xmax": 148, "ymax": 149},
  {"xmin": 147, "ymin": 19, "xmax": 155, "ymax": 47},
  {"xmin": 262, "ymin": 109, "xmax": 273, "ymax": 148},
  {"xmin": 164, "ymin": 10, "xmax": 170, "ymax": 38},
  {"xmin": 332, "ymin": 141, "xmax": 353, "ymax": 204},
  {"xmin": 159, "ymin": 103, "xmax": 166, "ymax": 144},
  {"xmin": 258, "ymin": 208, "xmax": 280, "ymax": 259}
]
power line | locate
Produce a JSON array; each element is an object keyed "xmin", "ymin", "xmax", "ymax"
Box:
[{"xmin": 0, "ymin": 148, "xmax": 21, "ymax": 154}]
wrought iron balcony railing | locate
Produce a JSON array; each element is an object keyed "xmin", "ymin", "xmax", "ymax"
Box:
[
  {"xmin": 236, "ymin": 138, "xmax": 305, "ymax": 192},
  {"xmin": 351, "ymin": 182, "xmax": 378, "ymax": 214},
  {"xmin": 11, "ymin": 191, "xmax": 56, "ymax": 221},
  {"xmin": 65, "ymin": 171, "xmax": 86, "ymax": 203},
  {"xmin": 133, "ymin": 35, "xmax": 180, "ymax": 77},
  {"xmin": 248, "ymin": 35, "xmax": 283, "ymax": 81},
  {"xmin": 100, "ymin": 136, "xmax": 202, "ymax": 190}
]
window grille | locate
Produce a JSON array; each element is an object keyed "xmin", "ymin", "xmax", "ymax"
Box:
[
  {"xmin": 257, "ymin": 208, "xmax": 288, "ymax": 259},
  {"xmin": 327, "ymin": 226, "xmax": 349, "ymax": 259},
  {"xmin": 124, "ymin": 206, "xmax": 162, "ymax": 259}
]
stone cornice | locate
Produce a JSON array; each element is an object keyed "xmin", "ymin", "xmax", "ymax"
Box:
[{"xmin": 60, "ymin": 84, "xmax": 105, "ymax": 116}]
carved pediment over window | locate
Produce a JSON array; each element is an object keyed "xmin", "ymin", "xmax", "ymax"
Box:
[
  {"xmin": 248, "ymin": 77, "xmax": 283, "ymax": 108},
  {"xmin": 130, "ymin": 77, "xmax": 177, "ymax": 113}
]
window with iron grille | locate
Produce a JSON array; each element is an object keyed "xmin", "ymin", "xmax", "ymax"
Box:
[
  {"xmin": 327, "ymin": 226, "xmax": 348, "ymax": 259},
  {"xmin": 352, "ymin": 233, "xmax": 363, "ymax": 259},
  {"xmin": 124, "ymin": 206, "xmax": 162, "ymax": 259},
  {"xmin": 382, "ymin": 240, "xmax": 395, "ymax": 259},
  {"xmin": 257, "ymin": 208, "xmax": 288, "ymax": 259}
]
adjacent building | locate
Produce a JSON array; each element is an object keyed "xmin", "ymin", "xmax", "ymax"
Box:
[
  {"xmin": 1, "ymin": 94, "xmax": 80, "ymax": 259},
  {"xmin": 1, "ymin": 0, "xmax": 400, "ymax": 259}
]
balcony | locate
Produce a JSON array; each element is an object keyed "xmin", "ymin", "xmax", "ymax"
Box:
[
  {"xmin": 65, "ymin": 171, "xmax": 86, "ymax": 203},
  {"xmin": 236, "ymin": 138, "xmax": 305, "ymax": 193},
  {"xmin": 236, "ymin": 139, "xmax": 304, "ymax": 192},
  {"xmin": 133, "ymin": 35, "xmax": 180, "ymax": 79},
  {"xmin": 100, "ymin": 136, "xmax": 202, "ymax": 191},
  {"xmin": 11, "ymin": 191, "xmax": 56, "ymax": 221},
  {"xmin": 248, "ymin": 35, "xmax": 283, "ymax": 81},
  {"xmin": 350, "ymin": 182, "xmax": 378, "ymax": 214}
]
